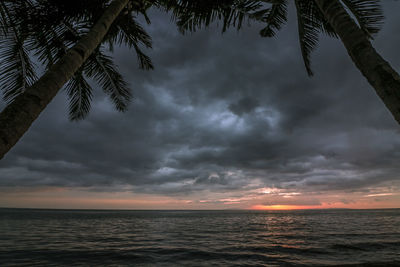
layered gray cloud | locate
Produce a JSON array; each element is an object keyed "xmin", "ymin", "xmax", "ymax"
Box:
[{"xmin": 1, "ymin": 1, "xmax": 400, "ymax": 199}]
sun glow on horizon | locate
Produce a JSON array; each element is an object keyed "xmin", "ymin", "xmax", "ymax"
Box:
[
  {"xmin": 250, "ymin": 204, "xmax": 337, "ymax": 210},
  {"xmin": 1, "ymin": 185, "xmax": 399, "ymax": 210}
]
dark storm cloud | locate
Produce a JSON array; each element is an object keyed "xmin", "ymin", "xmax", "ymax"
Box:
[
  {"xmin": 1, "ymin": 1, "xmax": 400, "ymax": 196},
  {"xmin": 229, "ymin": 97, "xmax": 260, "ymax": 116}
]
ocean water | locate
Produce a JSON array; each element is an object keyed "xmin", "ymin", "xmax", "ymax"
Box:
[{"xmin": 0, "ymin": 209, "xmax": 399, "ymax": 266}]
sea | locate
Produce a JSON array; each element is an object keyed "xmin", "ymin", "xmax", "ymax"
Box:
[{"xmin": 0, "ymin": 208, "xmax": 399, "ymax": 266}]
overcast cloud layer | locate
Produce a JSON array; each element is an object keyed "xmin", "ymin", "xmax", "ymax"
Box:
[{"xmin": 1, "ymin": 1, "xmax": 400, "ymax": 208}]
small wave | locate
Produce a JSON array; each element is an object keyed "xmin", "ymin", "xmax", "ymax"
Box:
[
  {"xmin": 2, "ymin": 209, "xmax": 400, "ymax": 266},
  {"xmin": 0, "ymin": 248, "xmax": 301, "ymax": 266},
  {"xmin": 0, "ymin": 249, "xmax": 153, "ymax": 266},
  {"xmin": 329, "ymin": 261, "xmax": 400, "ymax": 267},
  {"xmin": 331, "ymin": 241, "xmax": 400, "ymax": 251},
  {"xmin": 217, "ymin": 244, "xmax": 328, "ymax": 256}
]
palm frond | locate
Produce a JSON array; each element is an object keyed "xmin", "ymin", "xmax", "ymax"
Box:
[
  {"xmin": 161, "ymin": 0, "xmax": 264, "ymax": 34},
  {"xmin": 311, "ymin": 5, "xmax": 337, "ymax": 38},
  {"xmin": 294, "ymin": 0, "xmax": 320, "ymax": 76},
  {"xmin": 65, "ymin": 70, "xmax": 93, "ymax": 120},
  {"xmin": 0, "ymin": 31, "xmax": 37, "ymax": 102},
  {"xmin": 0, "ymin": 1, "xmax": 11, "ymax": 35},
  {"xmin": 27, "ymin": 24, "xmax": 76, "ymax": 69},
  {"xmin": 85, "ymin": 50, "xmax": 131, "ymax": 112},
  {"xmin": 130, "ymin": 0, "xmax": 153, "ymax": 24},
  {"xmin": 258, "ymin": 0, "xmax": 288, "ymax": 37},
  {"xmin": 106, "ymin": 12, "xmax": 154, "ymax": 69},
  {"xmin": 341, "ymin": 0, "xmax": 384, "ymax": 38},
  {"xmin": 131, "ymin": 42, "xmax": 154, "ymax": 70}
]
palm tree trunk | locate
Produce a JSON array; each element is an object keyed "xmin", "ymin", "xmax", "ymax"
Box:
[
  {"xmin": 0, "ymin": 0, "xmax": 129, "ymax": 159},
  {"xmin": 314, "ymin": 0, "xmax": 400, "ymax": 124}
]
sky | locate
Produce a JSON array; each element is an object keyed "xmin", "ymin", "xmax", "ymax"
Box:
[{"xmin": 1, "ymin": 1, "xmax": 400, "ymax": 210}]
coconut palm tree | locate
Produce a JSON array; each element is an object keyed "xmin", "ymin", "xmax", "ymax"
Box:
[
  {"xmin": 1, "ymin": 0, "xmax": 399, "ymax": 160},
  {"xmin": 311, "ymin": 0, "xmax": 400, "ymax": 125},
  {"xmin": 165, "ymin": 0, "xmax": 400, "ymax": 126},
  {"xmin": 0, "ymin": 0, "xmax": 153, "ymax": 158}
]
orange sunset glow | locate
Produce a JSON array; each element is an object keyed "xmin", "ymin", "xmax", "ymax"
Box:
[
  {"xmin": 251, "ymin": 205, "xmax": 326, "ymax": 210},
  {"xmin": 1, "ymin": 185, "xmax": 399, "ymax": 210}
]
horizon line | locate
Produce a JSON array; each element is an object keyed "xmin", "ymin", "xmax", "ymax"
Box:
[{"xmin": 1, "ymin": 207, "xmax": 399, "ymax": 211}]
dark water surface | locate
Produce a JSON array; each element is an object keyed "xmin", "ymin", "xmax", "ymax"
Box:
[{"xmin": 1, "ymin": 209, "xmax": 400, "ymax": 266}]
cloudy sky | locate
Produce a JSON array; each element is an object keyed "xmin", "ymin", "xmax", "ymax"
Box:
[{"xmin": 1, "ymin": 1, "xmax": 400, "ymax": 209}]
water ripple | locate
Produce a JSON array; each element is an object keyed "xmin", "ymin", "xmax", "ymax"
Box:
[{"xmin": 1, "ymin": 209, "xmax": 400, "ymax": 266}]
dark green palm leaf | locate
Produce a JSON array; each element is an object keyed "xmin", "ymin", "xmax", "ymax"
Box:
[
  {"xmin": 65, "ymin": 70, "xmax": 93, "ymax": 120},
  {"xmin": 85, "ymin": 50, "xmax": 131, "ymax": 112},
  {"xmin": 0, "ymin": 32, "xmax": 37, "ymax": 102},
  {"xmin": 162, "ymin": 0, "xmax": 263, "ymax": 34},
  {"xmin": 294, "ymin": 0, "xmax": 320, "ymax": 76},
  {"xmin": 0, "ymin": 1, "xmax": 11, "ymax": 35},
  {"xmin": 258, "ymin": 0, "xmax": 288, "ymax": 37},
  {"xmin": 106, "ymin": 12, "xmax": 154, "ymax": 70},
  {"xmin": 341, "ymin": 0, "xmax": 384, "ymax": 38},
  {"xmin": 310, "ymin": 2, "xmax": 337, "ymax": 38},
  {"xmin": 28, "ymin": 24, "xmax": 76, "ymax": 69}
]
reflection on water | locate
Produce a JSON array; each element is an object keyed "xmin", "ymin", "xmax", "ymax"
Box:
[{"xmin": 1, "ymin": 209, "xmax": 400, "ymax": 266}]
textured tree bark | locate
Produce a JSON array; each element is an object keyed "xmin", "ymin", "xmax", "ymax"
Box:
[
  {"xmin": 314, "ymin": 0, "xmax": 400, "ymax": 124},
  {"xmin": 0, "ymin": 0, "xmax": 129, "ymax": 159}
]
